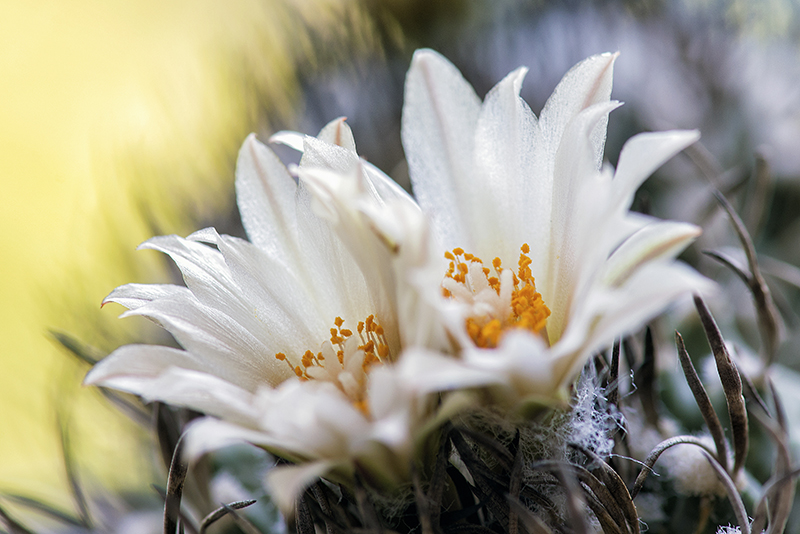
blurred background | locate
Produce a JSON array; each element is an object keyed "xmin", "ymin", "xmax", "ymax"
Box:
[{"xmin": 2, "ymin": 0, "xmax": 800, "ymax": 531}]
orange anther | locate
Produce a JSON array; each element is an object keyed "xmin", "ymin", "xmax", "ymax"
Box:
[
  {"xmin": 444, "ymin": 244, "xmax": 550, "ymax": 350},
  {"xmin": 334, "ymin": 316, "xmax": 345, "ymax": 327}
]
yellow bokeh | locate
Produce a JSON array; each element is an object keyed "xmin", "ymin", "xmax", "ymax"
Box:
[{"xmin": 0, "ymin": 0, "xmax": 378, "ymax": 513}]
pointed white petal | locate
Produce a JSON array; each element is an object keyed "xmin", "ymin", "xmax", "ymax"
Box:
[
  {"xmin": 102, "ymin": 283, "xmax": 187, "ymax": 311},
  {"xmin": 402, "ymin": 48, "xmax": 482, "ymax": 251},
  {"xmin": 554, "ymin": 262, "xmax": 714, "ymax": 387},
  {"xmin": 186, "ymin": 227, "xmax": 218, "ymax": 243},
  {"xmin": 85, "ymin": 344, "xmax": 209, "ymax": 383},
  {"xmin": 268, "ymin": 130, "xmax": 305, "ymax": 152},
  {"xmin": 234, "ymin": 134, "xmax": 301, "ymax": 259},
  {"xmin": 210, "ymin": 230, "xmax": 328, "ymax": 354},
  {"xmin": 613, "ymin": 130, "xmax": 700, "ymax": 208},
  {"xmin": 473, "ymin": 66, "xmax": 540, "ymax": 264},
  {"xmin": 545, "ymin": 101, "xmax": 622, "ymax": 342},
  {"xmin": 120, "ymin": 295, "xmax": 289, "ymax": 388},
  {"xmin": 139, "ymin": 235, "xmax": 258, "ymax": 323},
  {"xmin": 300, "ymin": 135, "xmax": 359, "ymax": 174},
  {"xmin": 292, "ymin": 180, "xmax": 377, "ymax": 323},
  {"xmin": 603, "ymin": 221, "xmax": 701, "ymax": 287},
  {"xmin": 85, "ymin": 345, "xmax": 257, "ymax": 422},
  {"xmin": 139, "ymin": 234, "xmax": 232, "ymax": 295},
  {"xmin": 316, "ymin": 117, "xmax": 357, "ymax": 152},
  {"xmin": 361, "ymin": 160, "xmax": 417, "ymax": 209},
  {"xmin": 539, "ymin": 52, "xmax": 618, "ymax": 169}
]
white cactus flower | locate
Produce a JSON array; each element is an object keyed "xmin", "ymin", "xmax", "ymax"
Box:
[
  {"xmin": 395, "ymin": 49, "xmax": 713, "ymax": 411},
  {"xmin": 85, "ymin": 118, "xmax": 443, "ymax": 510}
]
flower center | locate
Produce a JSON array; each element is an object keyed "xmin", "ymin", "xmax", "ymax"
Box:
[
  {"xmin": 274, "ymin": 315, "xmax": 390, "ymax": 414},
  {"xmin": 442, "ymin": 244, "xmax": 550, "ymax": 349}
]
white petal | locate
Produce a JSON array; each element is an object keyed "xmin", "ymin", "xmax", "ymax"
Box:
[
  {"xmin": 478, "ymin": 331, "xmax": 561, "ymax": 402},
  {"xmin": 612, "ymin": 130, "xmax": 700, "ymax": 208},
  {"xmin": 316, "ymin": 117, "xmax": 357, "ymax": 152},
  {"xmin": 554, "ymin": 262, "xmax": 714, "ymax": 387},
  {"xmin": 102, "ymin": 283, "xmax": 187, "ymax": 311},
  {"xmin": 210, "ymin": 230, "xmax": 328, "ymax": 355},
  {"xmin": 300, "ymin": 135, "xmax": 360, "ymax": 176},
  {"xmin": 268, "ymin": 130, "xmax": 305, "ymax": 152},
  {"xmin": 402, "ymin": 48, "xmax": 482, "ymax": 252},
  {"xmin": 85, "ymin": 344, "xmax": 208, "ymax": 382},
  {"xmin": 473, "ymin": 66, "xmax": 540, "ymax": 265},
  {"xmin": 251, "ymin": 381, "xmax": 374, "ymax": 463},
  {"xmin": 183, "ymin": 417, "xmax": 294, "ymax": 459},
  {"xmin": 292, "ymin": 181, "xmax": 376, "ymax": 323},
  {"xmin": 539, "ymin": 52, "xmax": 618, "ymax": 169},
  {"xmin": 545, "ymin": 100, "xmax": 622, "ymax": 342},
  {"xmin": 85, "ymin": 346, "xmax": 257, "ymax": 422},
  {"xmin": 295, "ymin": 165, "xmax": 403, "ymax": 349},
  {"xmin": 265, "ymin": 461, "xmax": 336, "ymax": 514},
  {"xmin": 120, "ymin": 295, "xmax": 288, "ymax": 388},
  {"xmin": 361, "ymin": 160, "xmax": 417, "ymax": 210},
  {"xmin": 140, "ymin": 234, "xmax": 274, "ymax": 341},
  {"xmin": 391, "ymin": 348, "xmax": 497, "ymax": 394},
  {"xmin": 139, "ymin": 234, "xmax": 240, "ymax": 310},
  {"xmin": 234, "ymin": 134, "xmax": 301, "ymax": 259},
  {"xmin": 603, "ymin": 221, "xmax": 701, "ymax": 287}
]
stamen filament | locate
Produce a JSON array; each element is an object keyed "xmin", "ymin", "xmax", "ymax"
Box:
[
  {"xmin": 272, "ymin": 315, "xmax": 392, "ymax": 414},
  {"xmin": 443, "ymin": 244, "xmax": 551, "ymax": 349}
]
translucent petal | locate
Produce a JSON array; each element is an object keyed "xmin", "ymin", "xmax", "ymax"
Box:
[
  {"xmin": 613, "ymin": 130, "xmax": 700, "ymax": 208},
  {"xmin": 402, "ymin": 48, "xmax": 481, "ymax": 252},
  {"xmin": 316, "ymin": 117, "xmax": 357, "ymax": 152},
  {"xmin": 553, "ymin": 262, "xmax": 714, "ymax": 387},
  {"xmin": 473, "ymin": 66, "xmax": 540, "ymax": 265},
  {"xmin": 603, "ymin": 221, "xmax": 701, "ymax": 287},
  {"xmin": 539, "ymin": 52, "xmax": 618, "ymax": 169},
  {"xmin": 234, "ymin": 134, "xmax": 300, "ymax": 260},
  {"xmin": 265, "ymin": 461, "xmax": 336, "ymax": 514},
  {"xmin": 102, "ymin": 283, "xmax": 187, "ymax": 311},
  {"xmin": 85, "ymin": 345, "xmax": 257, "ymax": 422},
  {"xmin": 545, "ymin": 101, "xmax": 622, "ymax": 342},
  {"xmin": 120, "ymin": 294, "xmax": 288, "ymax": 388}
]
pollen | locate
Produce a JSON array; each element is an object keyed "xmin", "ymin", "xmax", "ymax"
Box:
[
  {"xmin": 272, "ymin": 315, "xmax": 392, "ymax": 415},
  {"xmin": 443, "ymin": 244, "xmax": 550, "ymax": 349}
]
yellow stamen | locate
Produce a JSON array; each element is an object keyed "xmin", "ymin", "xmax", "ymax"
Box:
[
  {"xmin": 271, "ymin": 315, "xmax": 393, "ymax": 414},
  {"xmin": 443, "ymin": 244, "xmax": 551, "ymax": 349}
]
